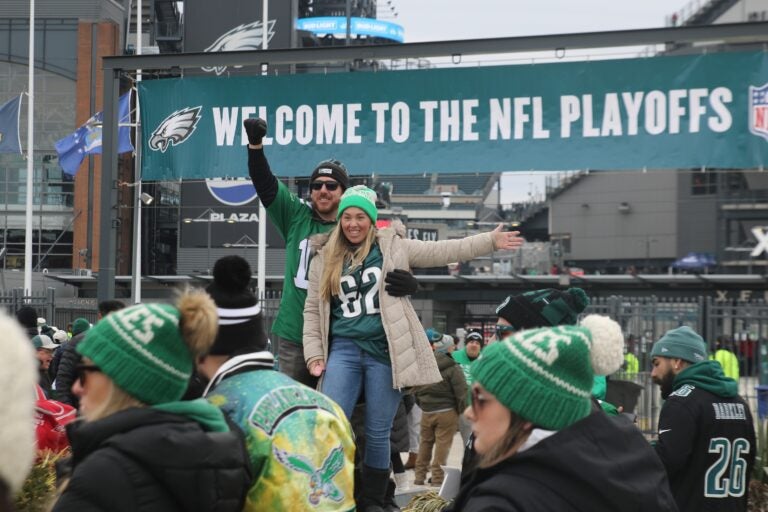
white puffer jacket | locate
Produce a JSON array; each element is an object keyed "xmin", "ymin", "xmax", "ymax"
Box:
[{"xmin": 303, "ymin": 221, "xmax": 497, "ymax": 389}]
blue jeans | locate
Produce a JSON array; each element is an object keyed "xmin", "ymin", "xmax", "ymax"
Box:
[{"xmin": 321, "ymin": 337, "xmax": 402, "ymax": 470}]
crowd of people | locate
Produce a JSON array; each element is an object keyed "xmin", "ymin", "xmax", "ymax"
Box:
[{"xmin": 0, "ymin": 117, "xmax": 757, "ymax": 512}]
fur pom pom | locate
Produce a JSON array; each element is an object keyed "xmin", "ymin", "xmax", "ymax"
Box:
[
  {"xmin": 0, "ymin": 309, "xmax": 37, "ymax": 491},
  {"xmin": 580, "ymin": 314, "xmax": 625, "ymax": 376}
]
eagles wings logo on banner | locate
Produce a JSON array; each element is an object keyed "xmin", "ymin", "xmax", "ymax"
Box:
[
  {"xmin": 201, "ymin": 20, "xmax": 276, "ymax": 76},
  {"xmin": 148, "ymin": 106, "xmax": 202, "ymax": 152},
  {"xmin": 750, "ymin": 82, "xmax": 768, "ymax": 142}
]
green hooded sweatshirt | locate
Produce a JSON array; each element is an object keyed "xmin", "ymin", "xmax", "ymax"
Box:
[
  {"xmin": 154, "ymin": 398, "xmax": 231, "ymax": 432},
  {"xmin": 672, "ymin": 360, "xmax": 738, "ymax": 398}
]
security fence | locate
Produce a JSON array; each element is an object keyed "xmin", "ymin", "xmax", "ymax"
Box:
[{"xmin": 0, "ymin": 287, "xmax": 55, "ymax": 324}]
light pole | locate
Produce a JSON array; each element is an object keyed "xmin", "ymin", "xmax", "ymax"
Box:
[{"xmin": 641, "ymin": 237, "xmax": 658, "ymax": 272}]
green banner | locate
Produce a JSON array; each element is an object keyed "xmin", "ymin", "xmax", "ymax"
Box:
[{"xmin": 139, "ymin": 51, "xmax": 768, "ymax": 180}]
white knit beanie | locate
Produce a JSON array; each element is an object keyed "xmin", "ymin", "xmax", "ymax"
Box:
[{"xmin": 0, "ymin": 309, "xmax": 38, "ymax": 492}]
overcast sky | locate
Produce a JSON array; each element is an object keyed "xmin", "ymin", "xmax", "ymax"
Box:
[
  {"xmin": 395, "ymin": 1, "xmax": 691, "ymax": 43},
  {"xmin": 389, "ymin": 1, "xmax": 692, "ymax": 202}
]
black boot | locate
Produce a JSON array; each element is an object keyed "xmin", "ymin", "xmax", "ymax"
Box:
[
  {"xmin": 383, "ymin": 478, "xmax": 401, "ymax": 512},
  {"xmin": 358, "ymin": 465, "xmax": 391, "ymax": 512}
]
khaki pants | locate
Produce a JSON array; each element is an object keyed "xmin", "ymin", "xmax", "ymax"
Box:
[{"xmin": 414, "ymin": 409, "xmax": 458, "ymax": 485}]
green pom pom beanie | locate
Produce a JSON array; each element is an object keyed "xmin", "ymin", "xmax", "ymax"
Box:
[
  {"xmin": 77, "ymin": 303, "xmax": 193, "ymax": 405},
  {"xmin": 471, "ymin": 315, "xmax": 624, "ymax": 430},
  {"xmin": 337, "ymin": 185, "xmax": 378, "ymax": 223}
]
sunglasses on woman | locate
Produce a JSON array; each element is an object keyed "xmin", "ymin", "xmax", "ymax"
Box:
[
  {"xmin": 76, "ymin": 364, "xmax": 102, "ymax": 386},
  {"xmin": 494, "ymin": 324, "xmax": 516, "ymax": 339},
  {"xmin": 310, "ymin": 181, "xmax": 340, "ymax": 191},
  {"xmin": 471, "ymin": 386, "xmax": 489, "ymax": 416}
]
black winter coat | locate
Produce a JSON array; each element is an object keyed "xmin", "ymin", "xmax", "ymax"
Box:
[
  {"xmin": 53, "ymin": 332, "xmax": 86, "ymax": 407},
  {"xmin": 447, "ymin": 411, "xmax": 678, "ymax": 512},
  {"xmin": 53, "ymin": 407, "xmax": 251, "ymax": 512}
]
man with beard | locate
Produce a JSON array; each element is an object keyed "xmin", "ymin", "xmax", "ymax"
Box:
[
  {"xmin": 651, "ymin": 326, "xmax": 755, "ymax": 512},
  {"xmin": 32, "ymin": 334, "xmax": 57, "ymax": 397},
  {"xmin": 244, "ymin": 118, "xmax": 418, "ymax": 388},
  {"xmin": 452, "ymin": 330, "xmax": 484, "ymax": 444}
]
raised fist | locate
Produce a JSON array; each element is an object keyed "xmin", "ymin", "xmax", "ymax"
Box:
[{"xmin": 244, "ymin": 117, "xmax": 267, "ymax": 146}]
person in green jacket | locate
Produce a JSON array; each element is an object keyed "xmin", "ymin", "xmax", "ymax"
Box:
[{"xmin": 453, "ymin": 329, "xmax": 484, "ymax": 443}]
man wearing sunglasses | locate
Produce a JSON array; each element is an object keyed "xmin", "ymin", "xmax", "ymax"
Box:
[{"xmin": 244, "ymin": 118, "xmax": 418, "ymax": 388}]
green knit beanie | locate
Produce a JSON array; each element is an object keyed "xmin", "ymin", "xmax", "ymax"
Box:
[
  {"xmin": 77, "ymin": 303, "xmax": 192, "ymax": 405},
  {"xmin": 650, "ymin": 326, "xmax": 707, "ymax": 363},
  {"xmin": 337, "ymin": 185, "xmax": 378, "ymax": 223},
  {"xmin": 72, "ymin": 317, "xmax": 91, "ymax": 336},
  {"xmin": 471, "ymin": 315, "xmax": 624, "ymax": 430}
]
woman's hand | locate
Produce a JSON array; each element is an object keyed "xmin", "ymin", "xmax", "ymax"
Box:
[
  {"xmin": 491, "ymin": 224, "xmax": 524, "ymax": 250},
  {"xmin": 309, "ymin": 360, "xmax": 326, "ymax": 377}
]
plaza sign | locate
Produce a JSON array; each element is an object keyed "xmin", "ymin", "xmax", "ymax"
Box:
[{"xmin": 139, "ymin": 51, "xmax": 768, "ymax": 180}]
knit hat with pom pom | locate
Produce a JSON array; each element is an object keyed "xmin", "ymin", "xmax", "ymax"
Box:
[
  {"xmin": 0, "ymin": 308, "xmax": 38, "ymax": 493},
  {"xmin": 205, "ymin": 255, "xmax": 269, "ymax": 356},
  {"xmin": 495, "ymin": 287, "xmax": 589, "ymax": 330},
  {"xmin": 78, "ymin": 291, "xmax": 218, "ymax": 405},
  {"xmin": 471, "ymin": 314, "xmax": 624, "ymax": 430}
]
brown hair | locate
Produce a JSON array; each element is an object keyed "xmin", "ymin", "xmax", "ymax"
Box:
[{"xmin": 477, "ymin": 412, "xmax": 533, "ymax": 469}]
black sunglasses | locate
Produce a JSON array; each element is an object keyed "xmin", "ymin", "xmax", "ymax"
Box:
[
  {"xmin": 495, "ymin": 324, "xmax": 517, "ymax": 339},
  {"xmin": 76, "ymin": 364, "xmax": 102, "ymax": 386},
  {"xmin": 310, "ymin": 181, "xmax": 340, "ymax": 191},
  {"xmin": 471, "ymin": 387, "xmax": 489, "ymax": 416}
]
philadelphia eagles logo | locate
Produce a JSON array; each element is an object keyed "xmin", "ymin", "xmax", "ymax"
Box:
[
  {"xmin": 148, "ymin": 106, "xmax": 202, "ymax": 152},
  {"xmin": 201, "ymin": 20, "xmax": 276, "ymax": 76},
  {"xmin": 274, "ymin": 444, "xmax": 346, "ymax": 505}
]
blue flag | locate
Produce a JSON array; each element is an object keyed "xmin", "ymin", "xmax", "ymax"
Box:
[
  {"xmin": 55, "ymin": 91, "xmax": 134, "ymax": 176},
  {"xmin": 0, "ymin": 95, "xmax": 22, "ymax": 154}
]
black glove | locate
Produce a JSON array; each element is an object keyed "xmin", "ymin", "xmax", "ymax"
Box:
[
  {"xmin": 384, "ymin": 269, "xmax": 418, "ymax": 297},
  {"xmin": 244, "ymin": 117, "xmax": 267, "ymax": 146}
]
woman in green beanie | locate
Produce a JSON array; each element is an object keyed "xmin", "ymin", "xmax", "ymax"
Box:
[
  {"xmin": 303, "ymin": 185, "xmax": 523, "ymax": 510},
  {"xmin": 446, "ymin": 315, "xmax": 678, "ymax": 512},
  {"xmin": 52, "ymin": 290, "xmax": 252, "ymax": 512}
]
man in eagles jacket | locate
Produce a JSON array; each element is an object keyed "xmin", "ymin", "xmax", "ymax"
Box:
[
  {"xmin": 199, "ymin": 255, "xmax": 356, "ymax": 511},
  {"xmin": 651, "ymin": 326, "xmax": 755, "ymax": 512}
]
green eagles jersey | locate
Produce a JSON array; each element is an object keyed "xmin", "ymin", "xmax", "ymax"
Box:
[
  {"xmin": 331, "ymin": 245, "xmax": 389, "ymax": 364},
  {"xmin": 268, "ymin": 181, "xmax": 335, "ymax": 344},
  {"xmin": 452, "ymin": 348, "xmax": 476, "ymax": 386}
]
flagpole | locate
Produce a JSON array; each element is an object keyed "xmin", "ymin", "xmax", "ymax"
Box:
[
  {"xmin": 131, "ymin": 1, "xmax": 143, "ymax": 304},
  {"xmin": 258, "ymin": 0, "xmax": 268, "ymax": 303},
  {"xmin": 24, "ymin": 0, "xmax": 35, "ymax": 295}
]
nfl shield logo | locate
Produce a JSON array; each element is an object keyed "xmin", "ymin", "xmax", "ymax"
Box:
[{"xmin": 750, "ymin": 82, "xmax": 768, "ymax": 142}]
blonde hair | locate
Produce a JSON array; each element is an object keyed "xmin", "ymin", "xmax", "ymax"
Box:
[
  {"xmin": 176, "ymin": 287, "xmax": 219, "ymax": 356},
  {"xmin": 477, "ymin": 412, "xmax": 532, "ymax": 469},
  {"xmin": 319, "ymin": 223, "xmax": 377, "ymax": 300},
  {"xmin": 82, "ymin": 379, "xmax": 144, "ymax": 423}
]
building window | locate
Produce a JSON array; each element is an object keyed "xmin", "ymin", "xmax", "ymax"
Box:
[{"xmin": 691, "ymin": 172, "xmax": 717, "ymax": 195}]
